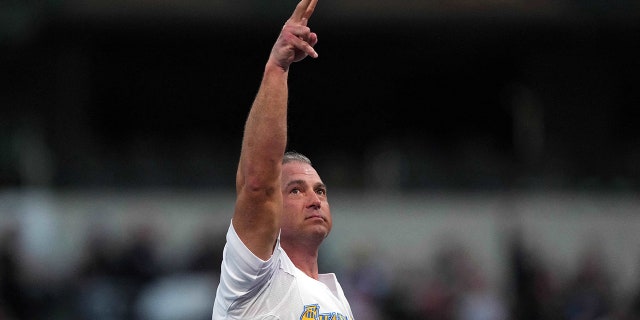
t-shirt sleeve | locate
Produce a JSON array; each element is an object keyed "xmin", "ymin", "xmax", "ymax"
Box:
[{"xmin": 215, "ymin": 220, "xmax": 281, "ymax": 308}]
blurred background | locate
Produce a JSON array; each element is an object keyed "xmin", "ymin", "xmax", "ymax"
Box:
[{"xmin": 1, "ymin": 0, "xmax": 640, "ymax": 319}]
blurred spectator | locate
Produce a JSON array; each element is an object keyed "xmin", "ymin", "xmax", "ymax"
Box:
[
  {"xmin": 134, "ymin": 273, "xmax": 218, "ymax": 320},
  {"xmin": 76, "ymin": 225, "xmax": 121, "ymax": 279},
  {"xmin": 73, "ymin": 224, "xmax": 128, "ymax": 320},
  {"xmin": 415, "ymin": 240, "xmax": 470, "ymax": 320},
  {"xmin": 629, "ymin": 257, "xmax": 640, "ymax": 320},
  {"xmin": 116, "ymin": 224, "xmax": 163, "ymax": 318},
  {"xmin": 508, "ymin": 229, "xmax": 559, "ymax": 320},
  {"xmin": 342, "ymin": 244, "xmax": 391, "ymax": 320},
  {"xmin": 562, "ymin": 244, "xmax": 613, "ymax": 320},
  {"xmin": 185, "ymin": 229, "xmax": 225, "ymax": 275},
  {"xmin": 456, "ymin": 264, "xmax": 507, "ymax": 320},
  {"xmin": 425, "ymin": 238, "xmax": 508, "ymax": 320},
  {"xmin": 135, "ymin": 226, "xmax": 223, "ymax": 320},
  {"xmin": 416, "ymin": 276, "xmax": 456, "ymax": 320},
  {"xmin": 117, "ymin": 224, "xmax": 162, "ymax": 283},
  {"xmin": 74, "ymin": 222, "xmax": 164, "ymax": 320},
  {"xmin": 0, "ymin": 225, "xmax": 27, "ymax": 319}
]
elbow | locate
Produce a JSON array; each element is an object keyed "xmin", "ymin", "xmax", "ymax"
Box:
[
  {"xmin": 238, "ymin": 163, "xmax": 281, "ymax": 199},
  {"xmin": 243, "ymin": 175, "xmax": 278, "ymax": 198}
]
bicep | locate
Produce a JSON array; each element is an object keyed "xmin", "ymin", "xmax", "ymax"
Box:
[{"xmin": 232, "ymin": 185, "xmax": 282, "ymax": 261}]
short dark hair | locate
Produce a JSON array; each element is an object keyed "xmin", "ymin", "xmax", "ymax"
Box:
[{"xmin": 283, "ymin": 151, "xmax": 312, "ymax": 165}]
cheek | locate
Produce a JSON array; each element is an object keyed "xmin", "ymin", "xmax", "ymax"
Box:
[
  {"xmin": 281, "ymin": 201, "xmax": 300, "ymax": 223},
  {"xmin": 282, "ymin": 198, "xmax": 296, "ymax": 212},
  {"xmin": 324, "ymin": 205, "xmax": 333, "ymax": 226}
]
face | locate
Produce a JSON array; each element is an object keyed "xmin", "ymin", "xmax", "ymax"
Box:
[{"xmin": 280, "ymin": 161, "xmax": 332, "ymax": 244}]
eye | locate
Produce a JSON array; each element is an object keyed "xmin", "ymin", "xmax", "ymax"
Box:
[
  {"xmin": 290, "ymin": 188, "xmax": 301, "ymax": 195},
  {"xmin": 315, "ymin": 188, "xmax": 326, "ymax": 196}
]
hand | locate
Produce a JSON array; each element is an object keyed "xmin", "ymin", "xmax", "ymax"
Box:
[{"xmin": 268, "ymin": 0, "xmax": 319, "ymax": 70}]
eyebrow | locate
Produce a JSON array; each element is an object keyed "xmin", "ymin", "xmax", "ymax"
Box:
[
  {"xmin": 285, "ymin": 180, "xmax": 326, "ymax": 190},
  {"xmin": 285, "ymin": 180, "xmax": 305, "ymax": 189}
]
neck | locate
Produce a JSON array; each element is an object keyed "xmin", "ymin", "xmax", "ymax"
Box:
[{"xmin": 281, "ymin": 242, "xmax": 320, "ymax": 279}]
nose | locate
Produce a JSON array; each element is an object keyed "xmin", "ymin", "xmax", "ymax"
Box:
[{"xmin": 307, "ymin": 192, "xmax": 321, "ymax": 209}]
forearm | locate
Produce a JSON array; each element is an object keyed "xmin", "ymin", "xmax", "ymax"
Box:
[{"xmin": 240, "ymin": 64, "xmax": 288, "ymax": 189}]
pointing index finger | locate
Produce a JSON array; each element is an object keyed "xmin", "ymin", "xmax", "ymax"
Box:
[{"xmin": 289, "ymin": 0, "xmax": 318, "ymax": 23}]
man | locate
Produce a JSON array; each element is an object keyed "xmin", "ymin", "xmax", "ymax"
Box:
[{"xmin": 211, "ymin": 0, "xmax": 355, "ymax": 319}]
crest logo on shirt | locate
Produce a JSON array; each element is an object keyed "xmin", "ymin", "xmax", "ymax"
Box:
[{"xmin": 300, "ymin": 304, "xmax": 348, "ymax": 320}]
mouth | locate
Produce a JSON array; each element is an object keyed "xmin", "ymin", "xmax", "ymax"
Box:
[{"xmin": 305, "ymin": 215, "xmax": 325, "ymax": 221}]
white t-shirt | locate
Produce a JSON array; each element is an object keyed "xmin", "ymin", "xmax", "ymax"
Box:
[{"xmin": 212, "ymin": 221, "xmax": 354, "ymax": 320}]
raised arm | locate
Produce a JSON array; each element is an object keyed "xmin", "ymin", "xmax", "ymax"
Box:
[{"xmin": 232, "ymin": 0, "xmax": 318, "ymax": 260}]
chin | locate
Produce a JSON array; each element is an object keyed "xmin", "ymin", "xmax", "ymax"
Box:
[{"xmin": 312, "ymin": 227, "xmax": 331, "ymax": 240}]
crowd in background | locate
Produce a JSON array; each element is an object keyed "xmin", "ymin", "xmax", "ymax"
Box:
[{"xmin": 2, "ymin": 219, "xmax": 640, "ymax": 320}]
